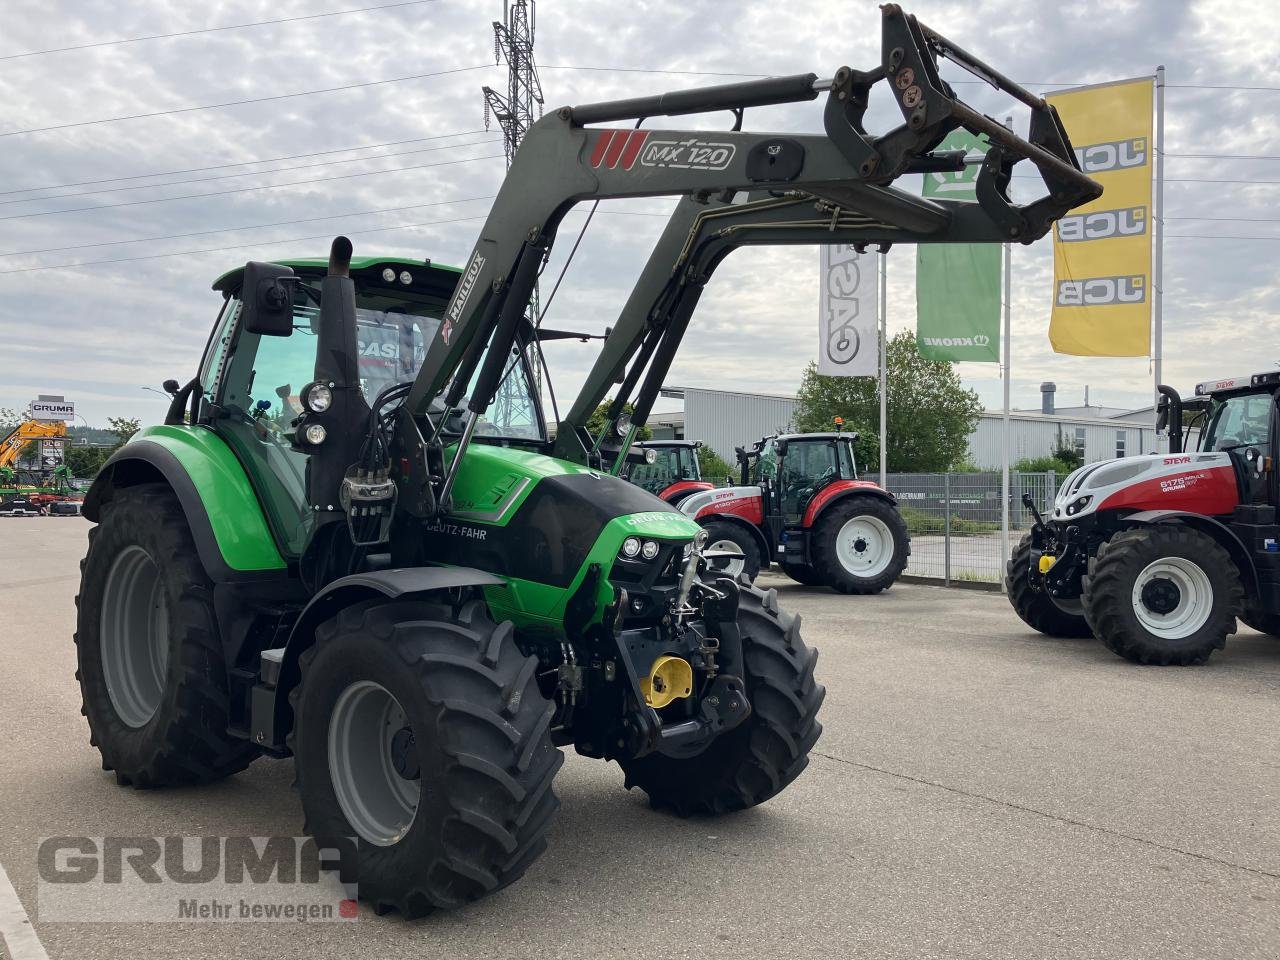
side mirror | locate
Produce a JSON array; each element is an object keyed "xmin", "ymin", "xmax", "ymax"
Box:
[
  {"xmin": 1245, "ymin": 447, "xmax": 1266, "ymax": 476},
  {"xmin": 239, "ymin": 261, "xmax": 296, "ymax": 337},
  {"xmin": 775, "ymin": 439, "xmax": 789, "ymax": 456},
  {"xmin": 1155, "ymin": 397, "xmax": 1168, "ymax": 432}
]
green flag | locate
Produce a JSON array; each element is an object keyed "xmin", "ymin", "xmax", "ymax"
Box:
[{"xmin": 916, "ymin": 129, "xmax": 1001, "ymax": 362}]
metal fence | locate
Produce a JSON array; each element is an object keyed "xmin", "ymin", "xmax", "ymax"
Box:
[{"xmin": 885, "ymin": 471, "xmax": 1061, "ymax": 587}]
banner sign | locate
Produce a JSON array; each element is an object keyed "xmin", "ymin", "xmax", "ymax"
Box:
[
  {"xmin": 818, "ymin": 244, "xmax": 878, "ymax": 377},
  {"xmin": 1046, "ymin": 77, "xmax": 1154, "ymax": 356},
  {"xmin": 29, "ymin": 399, "xmax": 75, "ymax": 421},
  {"xmin": 916, "ymin": 129, "xmax": 1001, "ymax": 362},
  {"xmin": 41, "ymin": 439, "xmax": 65, "ymax": 467}
]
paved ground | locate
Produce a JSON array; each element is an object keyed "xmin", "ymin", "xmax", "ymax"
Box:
[{"xmin": 2, "ymin": 517, "xmax": 1278, "ymax": 959}]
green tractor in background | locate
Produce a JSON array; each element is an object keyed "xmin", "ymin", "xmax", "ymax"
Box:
[{"xmin": 73, "ymin": 9, "xmax": 1098, "ymax": 918}]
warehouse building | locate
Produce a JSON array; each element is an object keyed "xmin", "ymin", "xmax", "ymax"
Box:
[{"xmin": 654, "ymin": 382, "xmax": 1159, "ymax": 468}]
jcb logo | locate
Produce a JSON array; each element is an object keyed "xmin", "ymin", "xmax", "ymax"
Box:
[
  {"xmin": 1057, "ymin": 206, "xmax": 1147, "ymax": 242},
  {"xmin": 1073, "ymin": 138, "xmax": 1147, "ymax": 173},
  {"xmin": 1056, "ymin": 275, "xmax": 1146, "ymax": 306}
]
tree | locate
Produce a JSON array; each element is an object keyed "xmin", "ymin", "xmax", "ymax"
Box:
[
  {"xmin": 696, "ymin": 446, "xmax": 735, "ymax": 486},
  {"xmin": 0, "ymin": 407, "xmax": 21, "ymax": 433},
  {"xmin": 65, "ymin": 445, "xmax": 110, "ymax": 479},
  {"xmin": 585, "ymin": 400, "xmax": 652, "ymax": 441},
  {"xmin": 106, "ymin": 417, "xmax": 141, "ymax": 449},
  {"xmin": 794, "ymin": 330, "xmax": 984, "ymax": 473}
]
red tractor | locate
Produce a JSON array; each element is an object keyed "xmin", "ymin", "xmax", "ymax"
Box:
[
  {"xmin": 623, "ymin": 440, "xmax": 715, "ymax": 506},
  {"xmin": 679, "ymin": 431, "xmax": 910, "ymax": 593},
  {"xmin": 1008, "ymin": 372, "xmax": 1280, "ymax": 664}
]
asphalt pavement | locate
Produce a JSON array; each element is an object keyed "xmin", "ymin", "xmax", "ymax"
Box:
[{"xmin": 1, "ymin": 517, "xmax": 1277, "ymax": 959}]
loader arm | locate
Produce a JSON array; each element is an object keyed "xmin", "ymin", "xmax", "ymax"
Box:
[{"xmin": 405, "ymin": 4, "xmax": 1101, "ymax": 503}]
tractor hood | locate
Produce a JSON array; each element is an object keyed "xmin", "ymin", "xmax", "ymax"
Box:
[
  {"xmin": 1051, "ymin": 452, "xmax": 1239, "ymax": 522},
  {"xmin": 424, "ymin": 444, "xmax": 702, "ymax": 625}
]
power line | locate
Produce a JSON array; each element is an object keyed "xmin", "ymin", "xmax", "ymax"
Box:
[
  {"xmin": 0, "ymin": 196, "xmax": 500, "ymax": 258},
  {"xmin": 1166, "ymin": 215, "xmax": 1280, "ymax": 223},
  {"xmin": 0, "ymin": 207, "xmax": 670, "ymax": 277},
  {"xmin": 0, "ymin": 136, "xmax": 500, "ymax": 206},
  {"xmin": 1168, "ymin": 152, "xmax": 1280, "ymax": 161},
  {"xmin": 0, "ymin": 152, "xmax": 506, "ymax": 222},
  {"xmin": 0, "ymin": 215, "xmax": 490, "ymax": 276},
  {"xmin": 540, "ymin": 64, "xmax": 1280, "ymax": 92},
  {"xmin": 0, "ymin": 1, "xmax": 438, "ymax": 61},
  {"xmin": 1166, "ymin": 234, "xmax": 1280, "ymax": 240},
  {"xmin": 0, "ymin": 64, "xmax": 494, "ymax": 138},
  {"xmin": 0, "ymin": 129, "xmax": 491, "ymax": 197}
]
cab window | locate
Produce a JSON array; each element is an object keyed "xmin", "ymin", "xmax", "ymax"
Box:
[{"xmin": 1202, "ymin": 393, "xmax": 1272, "ymax": 453}]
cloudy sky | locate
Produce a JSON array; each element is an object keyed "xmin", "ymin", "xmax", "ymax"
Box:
[{"xmin": 0, "ymin": 0, "xmax": 1275, "ymax": 427}]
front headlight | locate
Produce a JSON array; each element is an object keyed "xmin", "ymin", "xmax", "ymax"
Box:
[
  {"xmin": 621, "ymin": 536, "xmax": 641, "ymax": 558},
  {"xmin": 641, "ymin": 540, "xmax": 660, "ymax": 560}
]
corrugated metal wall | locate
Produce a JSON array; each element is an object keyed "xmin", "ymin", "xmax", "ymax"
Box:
[
  {"xmin": 675, "ymin": 387, "xmax": 1158, "ymax": 467},
  {"xmin": 966, "ymin": 413, "xmax": 1157, "ymax": 468},
  {"xmin": 681, "ymin": 387, "xmax": 798, "ymax": 461}
]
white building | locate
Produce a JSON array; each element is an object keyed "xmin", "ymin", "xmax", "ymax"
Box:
[{"xmin": 655, "ymin": 382, "xmax": 1160, "ymax": 468}]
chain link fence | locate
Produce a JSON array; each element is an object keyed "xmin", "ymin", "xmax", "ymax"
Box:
[{"xmin": 885, "ymin": 471, "xmax": 1061, "ymax": 587}]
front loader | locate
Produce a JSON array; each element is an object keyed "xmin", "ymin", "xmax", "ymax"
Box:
[{"xmin": 74, "ymin": 5, "xmax": 1099, "ymax": 918}]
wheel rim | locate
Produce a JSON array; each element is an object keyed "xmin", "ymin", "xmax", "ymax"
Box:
[
  {"xmin": 834, "ymin": 515, "xmax": 894, "ymax": 579},
  {"xmin": 328, "ymin": 681, "xmax": 420, "ymax": 846},
  {"xmin": 100, "ymin": 545, "xmax": 170, "ymax": 728},
  {"xmin": 708, "ymin": 538, "xmax": 746, "ymax": 578},
  {"xmin": 1130, "ymin": 557, "xmax": 1213, "ymax": 640}
]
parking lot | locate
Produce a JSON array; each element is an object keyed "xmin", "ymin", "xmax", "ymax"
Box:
[{"xmin": 1, "ymin": 516, "xmax": 1278, "ymax": 959}]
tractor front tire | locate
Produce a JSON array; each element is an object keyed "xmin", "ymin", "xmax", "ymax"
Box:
[
  {"xmin": 700, "ymin": 519, "xmax": 762, "ymax": 581},
  {"xmin": 618, "ymin": 582, "xmax": 824, "ymax": 816},
  {"xmin": 810, "ymin": 497, "xmax": 910, "ymax": 594},
  {"xmin": 289, "ymin": 599, "xmax": 562, "ymax": 918},
  {"xmin": 75, "ymin": 483, "xmax": 258, "ymax": 787},
  {"xmin": 1082, "ymin": 525, "xmax": 1241, "ymax": 665},
  {"xmin": 1005, "ymin": 534, "xmax": 1093, "ymax": 638}
]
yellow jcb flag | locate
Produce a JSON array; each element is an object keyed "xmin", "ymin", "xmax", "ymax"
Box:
[{"xmin": 1046, "ymin": 77, "xmax": 1154, "ymax": 356}]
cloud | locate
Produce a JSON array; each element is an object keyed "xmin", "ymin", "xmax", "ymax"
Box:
[{"xmin": 0, "ymin": 0, "xmax": 1277, "ymax": 426}]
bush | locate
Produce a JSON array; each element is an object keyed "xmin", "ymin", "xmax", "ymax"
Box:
[
  {"xmin": 697, "ymin": 447, "xmax": 736, "ymax": 486},
  {"xmin": 898, "ymin": 505, "xmax": 1000, "ymax": 536},
  {"xmin": 1014, "ymin": 455, "xmax": 1076, "ymax": 474}
]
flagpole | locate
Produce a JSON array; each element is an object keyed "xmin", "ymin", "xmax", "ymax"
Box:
[
  {"xmin": 1001, "ymin": 118, "xmax": 1013, "ymax": 569},
  {"xmin": 1153, "ymin": 64, "xmax": 1166, "ymax": 447},
  {"xmin": 879, "ymin": 252, "xmax": 887, "ymax": 487}
]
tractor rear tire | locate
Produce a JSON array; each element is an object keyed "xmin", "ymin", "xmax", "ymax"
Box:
[
  {"xmin": 289, "ymin": 599, "xmax": 562, "ymax": 918},
  {"xmin": 780, "ymin": 562, "xmax": 822, "ymax": 586},
  {"xmin": 1005, "ymin": 534, "xmax": 1093, "ymax": 638},
  {"xmin": 618, "ymin": 581, "xmax": 824, "ymax": 816},
  {"xmin": 74, "ymin": 483, "xmax": 258, "ymax": 787},
  {"xmin": 1082, "ymin": 525, "xmax": 1241, "ymax": 665},
  {"xmin": 1239, "ymin": 608, "xmax": 1280, "ymax": 637},
  {"xmin": 810, "ymin": 497, "xmax": 910, "ymax": 594},
  {"xmin": 700, "ymin": 519, "xmax": 762, "ymax": 581}
]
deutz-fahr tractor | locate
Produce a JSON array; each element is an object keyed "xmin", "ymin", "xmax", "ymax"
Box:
[
  {"xmin": 1008, "ymin": 372, "xmax": 1280, "ymax": 665},
  {"xmin": 74, "ymin": 5, "xmax": 1098, "ymax": 918},
  {"xmin": 679, "ymin": 430, "xmax": 910, "ymax": 592},
  {"xmin": 623, "ymin": 440, "xmax": 714, "ymax": 506}
]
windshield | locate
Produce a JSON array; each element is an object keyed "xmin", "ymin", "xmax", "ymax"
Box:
[
  {"xmin": 630, "ymin": 446, "xmax": 698, "ymax": 493},
  {"xmin": 1201, "ymin": 392, "xmax": 1272, "ymax": 452},
  {"xmin": 258, "ymin": 280, "xmax": 542, "ymax": 443}
]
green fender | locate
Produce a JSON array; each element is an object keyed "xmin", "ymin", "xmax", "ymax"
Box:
[{"xmin": 83, "ymin": 425, "xmax": 286, "ymax": 577}]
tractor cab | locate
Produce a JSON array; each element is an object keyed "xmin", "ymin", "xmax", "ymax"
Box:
[
  {"xmin": 625, "ymin": 440, "xmax": 712, "ymax": 505},
  {"xmin": 741, "ymin": 431, "xmax": 860, "ymax": 528},
  {"xmin": 1187, "ymin": 373, "xmax": 1279, "ymax": 507}
]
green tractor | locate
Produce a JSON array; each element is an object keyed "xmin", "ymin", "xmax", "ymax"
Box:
[{"xmin": 74, "ymin": 6, "xmax": 1098, "ymax": 918}]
